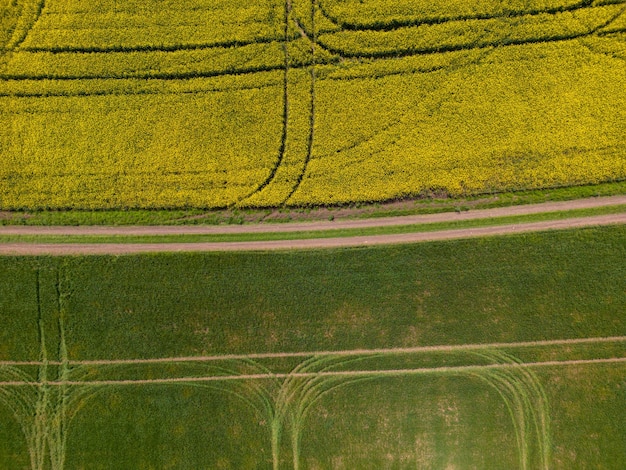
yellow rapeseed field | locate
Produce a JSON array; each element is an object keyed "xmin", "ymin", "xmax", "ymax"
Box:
[{"xmin": 1, "ymin": 0, "xmax": 625, "ymax": 209}]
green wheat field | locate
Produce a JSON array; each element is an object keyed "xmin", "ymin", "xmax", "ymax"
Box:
[{"xmin": 0, "ymin": 227, "xmax": 625, "ymax": 469}]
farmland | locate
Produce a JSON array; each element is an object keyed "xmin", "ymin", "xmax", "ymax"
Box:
[
  {"xmin": 1, "ymin": 0, "xmax": 626, "ymax": 209},
  {"xmin": 0, "ymin": 226, "xmax": 625, "ymax": 468},
  {"xmin": 1, "ymin": 1, "xmax": 625, "ymax": 468}
]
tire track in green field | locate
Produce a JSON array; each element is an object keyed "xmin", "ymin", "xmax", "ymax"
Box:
[
  {"xmin": 0, "ymin": 332, "xmax": 624, "ymax": 468},
  {"xmin": 31, "ymin": 268, "xmax": 48, "ymax": 470},
  {"xmin": 0, "ymin": 351, "xmax": 624, "ymax": 468},
  {"xmin": 465, "ymin": 350, "xmax": 551, "ymax": 470},
  {"xmin": 0, "ymin": 365, "xmax": 39, "ymax": 469},
  {"xmin": 3, "ymin": 356, "xmax": 621, "ymax": 385},
  {"xmin": 3, "ymin": 334, "xmax": 622, "ymax": 367},
  {"xmin": 187, "ymin": 360, "xmax": 283, "ymax": 470},
  {"xmin": 0, "ymin": 266, "xmax": 104, "ymax": 470},
  {"xmin": 33, "ymin": 351, "xmax": 566, "ymax": 470},
  {"xmin": 73, "ymin": 335, "xmax": 626, "ymax": 365},
  {"xmin": 273, "ymin": 354, "xmax": 381, "ymax": 469},
  {"xmin": 0, "ymin": 250, "xmax": 622, "ymax": 467}
]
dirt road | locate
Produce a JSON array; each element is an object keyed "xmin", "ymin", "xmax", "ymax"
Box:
[
  {"xmin": 4, "ymin": 335, "xmax": 622, "ymax": 366},
  {"xmin": 1, "ymin": 211, "xmax": 624, "ymax": 255}
]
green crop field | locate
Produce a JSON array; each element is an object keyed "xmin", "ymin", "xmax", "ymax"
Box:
[
  {"xmin": 1, "ymin": 0, "xmax": 626, "ymax": 210},
  {"xmin": 0, "ymin": 226, "xmax": 624, "ymax": 469}
]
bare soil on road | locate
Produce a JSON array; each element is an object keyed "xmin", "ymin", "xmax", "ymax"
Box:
[
  {"xmin": 4, "ymin": 335, "xmax": 622, "ymax": 366},
  {"xmin": 2, "ymin": 358, "xmax": 625, "ymax": 387},
  {"xmin": 1, "ymin": 212, "xmax": 625, "ymax": 255}
]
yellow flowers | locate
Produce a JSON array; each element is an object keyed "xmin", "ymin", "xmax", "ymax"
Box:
[
  {"xmin": 317, "ymin": 3, "xmax": 626, "ymax": 57},
  {"xmin": 0, "ymin": 0, "xmax": 625, "ymax": 209},
  {"xmin": 0, "ymin": 75, "xmax": 284, "ymax": 209},
  {"xmin": 321, "ymin": 0, "xmax": 585, "ymax": 28},
  {"xmin": 289, "ymin": 39, "xmax": 626, "ymax": 205}
]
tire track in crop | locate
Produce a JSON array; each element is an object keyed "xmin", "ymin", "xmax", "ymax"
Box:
[
  {"xmin": 598, "ymin": 26, "xmax": 626, "ymax": 35},
  {"xmin": 21, "ymin": 2, "xmax": 288, "ymax": 54},
  {"xmin": 1, "ymin": 357, "xmax": 623, "ymax": 387},
  {"xmin": 0, "ymin": 23, "xmax": 609, "ymax": 82},
  {"xmin": 465, "ymin": 350, "xmax": 551, "ymax": 470},
  {"xmin": 0, "ymin": 2, "xmax": 22, "ymax": 51},
  {"xmin": 308, "ymin": 0, "xmax": 342, "ymax": 30},
  {"xmin": 33, "ymin": 267, "xmax": 52, "ymax": 470},
  {"xmin": 179, "ymin": 360, "xmax": 282, "ymax": 469},
  {"xmin": 236, "ymin": 0, "xmax": 292, "ymax": 207},
  {"xmin": 5, "ymin": 0, "xmax": 46, "ymax": 51},
  {"xmin": 287, "ymin": 0, "xmax": 345, "ymax": 59},
  {"xmin": 1, "ymin": 7, "xmax": 619, "ymax": 83},
  {"xmin": 7, "ymin": 267, "xmax": 130, "ymax": 470},
  {"xmin": 284, "ymin": 0, "xmax": 317, "ymax": 205},
  {"xmin": 22, "ymin": 36, "xmax": 282, "ymax": 54},
  {"xmin": 237, "ymin": 0, "xmax": 322, "ymax": 208},
  {"xmin": 293, "ymin": 349, "xmax": 551, "ymax": 470},
  {"xmin": 317, "ymin": 0, "xmax": 596, "ymax": 31},
  {"xmin": 590, "ymin": 3, "xmax": 626, "ymax": 32},
  {"xmin": 1, "ymin": 1, "xmax": 623, "ymax": 85},
  {"xmin": 578, "ymin": 6, "xmax": 626, "ymax": 57},
  {"xmin": 0, "ymin": 0, "xmax": 46, "ymax": 74},
  {"xmin": 0, "ymin": 350, "xmax": 556, "ymax": 469},
  {"xmin": 579, "ymin": 35, "xmax": 626, "ymax": 60},
  {"xmin": 0, "ymin": 63, "xmax": 285, "ymax": 82},
  {"xmin": 0, "ymin": 79, "xmax": 281, "ymax": 98},
  {"xmin": 273, "ymin": 355, "xmax": 383, "ymax": 470},
  {"xmin": 0, "ymin": 333, "xmax": 622, "ymax": 468},
  {"xmin": 316, "ymin": 2, "xmax": 626, "ymax": 59},
  {"xmin": 311, "ymin": 48, "xmax": 495, "ymax": 166},
  {"xmin": 2, "ymin": 335, "xmax": 623, "ymax": 368},
  {"xmin": 2, "ymin": 266, "xmax": 93, "ymax": 470}
]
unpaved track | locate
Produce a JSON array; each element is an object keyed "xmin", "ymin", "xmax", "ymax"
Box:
[
  {"xmin": 0, "ymin": 196, "xmax": 624, "ymax": 255},
  {"xmin": 1, "ymin": 213, "xmax": 625, "ymax": 255},
  {"xmin": 2, "ymin": 358, "xmax": 625, "ymax": 387},
  {"xmin": 2, "ymin": 335, "xmax": 624, "ymax": 367}
]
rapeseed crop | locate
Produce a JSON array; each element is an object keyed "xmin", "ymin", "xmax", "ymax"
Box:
[{"xmin": 1, "ymin": 0, "xmax": 625, "ymax": 209}]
